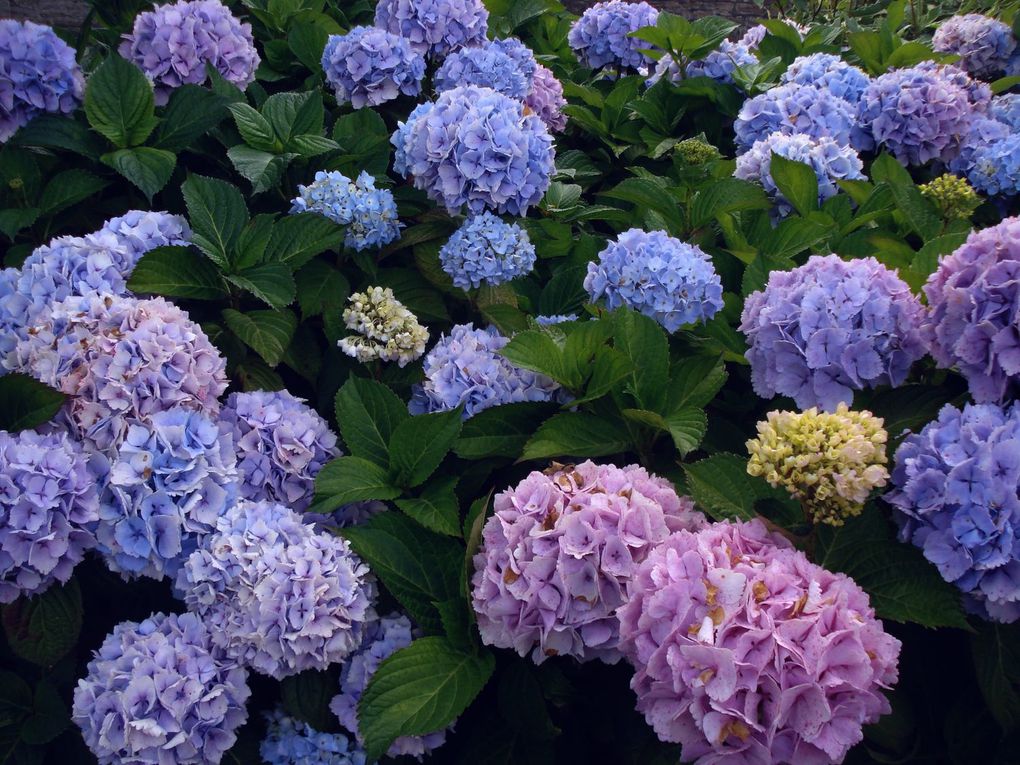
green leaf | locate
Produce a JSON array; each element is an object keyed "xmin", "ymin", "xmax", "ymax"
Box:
[
  {"xmin": 682, "ymin": 453, "xmax": 757, "ymax": 521},
  {"xmin": 84, "ymin": 54, "xmax": 157, "ymax": 148},
  {"xmin": 358, "ymin": 636, "xmax": 495, "ymax": 761},
  {"xmin": 10, "ymin": 114, "xmax": 105, "ymax": 159},
  {"xmin": 335, "ymin": 376, "xmax": 409, "ymax": 467},
  {"xmin": 1, "ymin": 579, "xmax": 81, "ymax": 666},
  {"xmin": 522, "ymin": 413, "xmax": 632, "ymax": 460},
  {"xmin": 971, "ymin": 622, "xmax": 1020, "ymax": 731},
  {"xmin": 227, "ymin": 145, "xmax": 294, "ymax": 195},
  {"xmin": 0, "ymin": 374, "xmax": 66, "ymax": 431},
  {"xmin": 454, "ymin": 402, "xmax": 560, "ymax": 459},
  {"xmin": 768, "ymin": 153, "xmax": 819, "ymax": 216},
  {"xmin": 613, "ymin": 309, "xmax": 669, "ymax": 412},
  {"xmin": 0, "ymin": 208, "xmax": 40, "ymax": 240},
  {"xmin": 389, "ymin": 409, "xmax": 464, "ymax": 488},
  {"xmin": 19, "ymin": 680, "xmax": 68, "ymax": 745},
  {"xmin": 498, "ymin": 331, "xmax": 569, "ymax": 386},
  {"xmin": 224, "ymin": 262, "xmax": 296, "ymax": 309},
  {"xmin": 37, "ymin": 170, "xmax": 109, "ymax": 216},
  {"xmin": 234, "ymin": 214, "xmax": 277, "ymax": 269},
  {"xmin": 573, "ymin": 347, "xmax": 633, "ymax": 405},
  {"xmin": 227, "ymin": 103, "xmax": 279, "ymax": 152},
  {"xmin": 288, "ymin": 22, "xmax": 329, "ymax": 71},
  {"xmin": 128, "ymin": 246, "xmax": 227, "ymax": 299},
  {"xmin": 313, "ymin": 456, "xmax": 402, "ymax": 512},
  {"xmin": 182, "ymin": 175, "xmax": 248, "ymax": 269},
  {"xmin": 265, "ymin": 213, "xmax": 343, "ymax": 268},
  {"xmin": 295, "ymin": 259, "xmax": 349, "ymax": 318},
  {"xmin": 396, "ymin": 475, "xmax": 462, "ymax": 538},
  {"xmin": 666, "ymin": 407, "xmax": 708, "ymax": 456},
  {"xmin": 333, "ymin": 109, "xmax": 389, "ymax": 149},
  {"xmin": 691, "ymin": 178, "xmax": 771, "ymax": 226},
  {"xmin": 263, "ymin": 91, "xmax": 323, "ymax": 143},
  {"xmin": 288, "ymin": 134, "xmax": 340, "ymax": 156},
  {"xmin": 888, "ymin": 182, "xmax": 941, "ymax": 242},
  {"xmin": 280, "ymin": 671, "xmax": 337, "ymax": 732},
  {"xmin": 222, "ymin": 308, "xmax": 296, "ymax": 366},
  {"xmin": 101, "ymin": 147, "xmax": 176, "ymax": 201},
  {"xmin": 154, "ymin": 84, "xmax": 228, "ymax": 152},
  {"xmin": 666, "ymin": 355, "xmax": 727, "ymax": 410}
]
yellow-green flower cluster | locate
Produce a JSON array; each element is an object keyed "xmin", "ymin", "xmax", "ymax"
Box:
[
  {"xmin": 920, "ymin": 174, "xmax": 981, "ymax": 220},
  {"xmin": 746, "ymin": 403, "xmax": 889, "ymax": 526},
  {"xmin": 674, "ymin": 138, "xmax": 721, "ymax": 165}
]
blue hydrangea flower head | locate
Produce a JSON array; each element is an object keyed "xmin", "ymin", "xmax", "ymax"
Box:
[
  {"xmin": 734, "ymin": 82, "xmax": 858, "ymax": 152},
  {"xmin": 568, "ymin": 1, "xmax": 660, "ymax": 72},
  {"xmin": 991, "ymin": 93, "xmax": 1020, "ymax": 130},
  {"xmin": 933, "ymin": 14, "xmax": 1017, "ymax": 79},
  {"xmin": 0, "ymin": 19, "xmax": 83, "ymax": 142},
  {"xmin": 966, "ymin": 132, "xmax": 1020, "ymax": 197},
  {"xmin": 291, "ymin": 170, "xmax": 402, "ymax": 251},
  {"xmin": 322, "ymin": 26, "xmax": 425, "ymax": 109},
  {"xmin": 434, "ymin": 38, "xmax": 537, "ymax": 99},
  {"xmin": 221, "ymin": 390, "xmax": 339, "ymax": 512},
  {"xmin": 526, "ymin": 63, "xmax": 568, "ymax": 133},
  {"xmin": 97, "ymin": 210, "xmax": 192, "ymax": 259},
  {"xmin": 394, "ymin": 85, "xmax": 554, "ymax": 215},
  {"xmin": 409, "ymin": 324, "xmax": 564, "ymax": 419},
  {"xmin": 304, "ymin": 500, "xmax": 388, "ymax": 532},
  {"xmin": 780, "ymin": 53, "xmax": 871, "ymax": 103},
  {"xmin": 914, "ymin": 59, "xmax": 993, "ymax": 111},
  {"xmin": 947, "ymin": 116, "xmax": 1012, "ymax": 184},
  {"xmin": 72, "ymin": 611, "xmax": 251, "ymax": 765},
  {"xmin": 261, "ymin": 709, "xmax": 367, "ymax": 765},
  {"xmin": 439, "ymin": 212, "xmax": 537, "ymax": 290},
  {"xmin": 374, "ymin": 0, "xmax": 489, "ymax": 59},
  {"xmin": 886, "ymin": 401, "xmax": 1020, "ymax": 622},
  {"xmin": 535, "ymin": 314, "xmax": 579, "ymax": 325},
  {"xmin": 583, "ymin": 229, "xmax": 724, "ymax": 333},
  {"xmin": 391, "ymin": 101, "xmax": 434, "ymax": 177},
  {"xmin": 740, "ymin": 254, "xmax": 928, "ymax": 411}
]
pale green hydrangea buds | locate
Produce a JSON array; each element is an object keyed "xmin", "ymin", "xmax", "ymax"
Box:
[
  {"xmin": 675, "ymin": 138, "xmax": 721, "ymax": 165},
  {"xmin": 920, "ymin": 173, "xmax": 981, "ymax": 220},
  {"xmin": 338, "ymin": 286, "xmax": 428, "ymax": 367}
]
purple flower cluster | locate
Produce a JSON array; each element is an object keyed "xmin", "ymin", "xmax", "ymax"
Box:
[
  {"xmin": 374, "ymin": 0, "xmax": 489, "ymax": 59},
  {"xmin": 331, "ymin": 614, "xmax": 451, "ymax": 759},
  {"xmin": 734, "ymin": 82, "xmax": 858, "ymax": 152},
  {"xmin": 177, "ymin": 500, "xmax": 376, "ymax": 679},
  {"xmin": 0, "ymin": 19, "xmax": 83, "ymax": 142},
  {"xmin": 97, "ymin": 209, "xmax": 192, "ymax": 260},
  {"xmin": 525, "ymin": 63, "xmax": 568, "ymax": 133},
  {"xmin": 439, "ymin": 212, "xmax": 537, "ymax": 290},
  {"xmin": 435, "ymin": 38, "xmax": 537, "ymax": 100},
  {"xmin": 220, "ymin": 390, "xmax": 339, "ymax": 512},
  {"xmin": 73, "ymin": 611, "xmax": 250, "ymax": 765},
  {"xmin": 472, "ymin": 461, "xmax": 706, "ymax": 663},
  {"xmin": 922, "ymin": 216, "xmax": 1020, "ymax": 402},
  {"xmin": 933, "ymin": 14, "xmax": 1017, "ymax": 78},
  {"xmin": 915, "ymin": 60, "xmax": 993, "ymax": 112},
  {"xmin": 568, "ymin": 1, "xmax": 660, "ymax": 72},
  {"xmin": 780, "ymin": 52, "xmax": 871, "ymax": 103},
  {"xmin": 740, "ymin": 255, "xmax": 928, "ymax": 411},
  {"xmin": 584, "ymin": 229, "xmax": 724, "ymax": 333},
  {"xmin": 0, "ymin": 430, "xmax": 101, "ymax": 604},
  {"xmin": 290, "ymin": 170, "xmax": 402, "ymax": 251},
  {"xmin": 393, "ymin": 85, "xmax": 554, "ymax": 215},
  {"xmin": 322, "ymin": 27, "xmax": 424, "ymax": 109},
  {"xmin": 619, "ymin": 520, "xmax": 901, "ymax": 764},
  {"xmin": 409, "ymin": 324, "xmax": 564, "ymax": 419},
  {"xmin": 262, "ymin": 710, "xmax": 366, "ymax": 765}
]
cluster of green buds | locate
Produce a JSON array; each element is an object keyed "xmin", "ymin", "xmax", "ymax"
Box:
[
  {"xmin": 674, "ymin": 138, "xmax": 721, "ymax": 165},
  {"xmin": 919, "ymin": 174, "xmax": 981, "ymax": 220},
  {"xmin": 338, "ymin": 286, "xmax": 429, "ymax": 367}
]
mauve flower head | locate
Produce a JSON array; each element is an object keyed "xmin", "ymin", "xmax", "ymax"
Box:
[
  {"xmin": 177, "ymin": 499, "xmax": 377, "ymax": 679},
  {"xmin": 780, "ymin": 53, "xmax": 871, "ymax": 103},
  {"xmin": 73, "ymin": 611, "xmax": 250, "ymax": 765},
  {"xmin": 374, "ymin": 0, "xmax": 489, "ymax": 59},
  {"xmin": 435, "ymin": 38, "xmax": 537, "ymax": 100},
  {"xmin": 933, "ymin": 14, "xmax": 1017, "ymax": 78},
  {"xmin": 0, "ymin": 429, "xmax": 102, "ymax": 603},
  {"xmin": 0, "ymin": 19, "xmax": 83, "ymax": 142},
  {"xmin": 651, "ymin": 41, "xmax": 756, "ymax": 87},
  {"xmin": 740, "ymin": 254, "xmax": 928, "ymax": 411},
  {"xmin": 119, "ymin": 0, "xmax": 260, "ymax": 105},
  {"xmin": 991, "ymin": 93, "xmax": 1020, "ymax": 130},
  {"xmin": 472, "ymin": 461, "xmax": 706, "ymax": 663},
  {"xmin": 221, "ymin": 390, "xmax": 338, "ymax": 512},
  {"xmin": 525, "ymin": 63, "xmax": 568, "ymax": 133},
  {"xmin": 331, "ymin": 613, "xmax": 452, "ymax": 760},
  {"xmin": 394, "ymin": 85, "xmax": 554, "ymax": 216},
  {"xmin": 291, "ymin": 170, "xmax": 402, "ymax": 252},
  {"xmin": 440, "ymin": 211, "xmax": 537, "ymax": 290},
  {"xmin": 584, "ymin": 228, "xmax": 724, "ymax": 333},
  {"xmin": 322, "ymin": 26, "xmax": 424, "ymax": 109},
  {"xmin": 735, "ymin": 131, "xmax": 865, "ymax": 218},
  {"xmin": 261, "ymin": 709, "xmax": 367, "ymax": 765},
  {"xmin": 568, "ymin": 0, "xmax": 660, "ymax": 72},
  {"xmin": 409, "ymin": 323, "xmax": 565, "ymax": 419},
  {"xmin": 97, "ymin": 408, "xmax": 238, "ymax": 582},
  {"xmin": 738, "ymin": 21, "xmax": 810, "ymax": 49},
  {"xmin": 887, "ymin": 401, "xmax": 1020, "ymax": 622},
  {"xmin": 619, "ymin": 519, "xmax": 901, "ymax": 764},
  {"xmin": 734, "ymin": 82, "xmax": 858, "ymax": 153},
  {"xmin": 922, "ymin": 216, "xmax": 1020, "ymax": 402}
]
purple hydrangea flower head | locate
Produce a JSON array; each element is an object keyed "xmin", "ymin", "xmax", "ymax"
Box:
[
  {"xmin": 119, "ymin": 0, "xmax": 260, "ymax": 106},
  {"xmin": 933, "ymin": 14, "xmax": 1017, "ymax": 79},
  {"xmin": 409, "ymin": 324, "xmax": 564, "ymax": 419},
  {"xmin": 568, "ymin": 1, "xmax": 660, "ymax": 72},
  {"xmin": 525, "ymin": 63, "xmax": 568, "ymax": 133},
  {"xmin": 618, "ymin": 519, "xmax": 901, "ymax": 764},
  {"xmin": 321, "ymin": 27, "xmax": 425, "ymax": 109},
  {"xmin": 97, "ymin": 408, "xmax": 238, "ymax": 582},
  {"xmin": 177, "ymin": 499, "xmax": 376, "ymax": 679},
  {"xmin": 0, "ymin": 430, "xmax": 101, "ymax": 603},
  {"xmin": 886, "ymin": 402, "xmax": 1020, "ymax": 622},
  {"xmin": 739, "ymin": 255, "xmax": 928, "ymax": 411},
  {"xmin": 738, "ymin": 21, "xmax": 810, "ymax": 50},
  {"xmin": 330, "ymin": 613, "xmax": 452, "ymax": 759},
  {"xmin": 650, "ymin": 41, "xmax": 756, "ymax": 87},
  {"xmin": 435, "ymin": 38, "xmax": 537, "ymax": 100},
  {"xmin": 0, "ymin": 19, "xmax": 83, "ymax": 142},
  {"xmin": 98, "ymin": 210, "xmax": 192, "ymax": 258},
  {"xmin": 394, "ymin": 85, "xmax": 554, "ymax": 215},
  {"xmin": 991, "ymin": 93, "xmax": 1020, "ymax": 130},
  {"xmin": 374, "ymin": 0, "xmax": 489, "ymax": 59},
  {"xmin": 439, "ymin": 212, "xmax": 536, "ymax": 290},
  {"xmin": 780, "ymin": 52, "xmax": 871, "ymax": 103},
  {"xmin": 472, "ymin": 461, "xmax": 706, "ymax": 663},
  {"xmin": 735, "ymin": 131, "xmax": 865, "ymax": 217},
  {"xmin": 221, "ymin": 390, "xmax": 339, "ymax": 512},
  {"xmin": 535, "ymin": 314, "xmax": 578, "ymax": 325},
  {"xmin": 734, "ymin": 82, "xmax": 858, "ymax": 152},
  {"xmin": 914, "ymin": 59, "xmax": 993, "ymax": 111},
  {"xmin": 391, "ymin": 101, "xmax": 433, "ymax": 177},
  {"xmin": 261, "ymin": 709, "xmax": 367, "ymax": 765},
  {"xmin": 922, "ymin": 216, "xmax": 1020, "ymax": 402},
  {"xmin": 291, "ymin": 170, "xmax": 402, "ymax": 251},
  {"xmin": 584, "ymin": 229, "xmax": 724, "ymax": 333},
  {"xmin": 73, "ymin": 611, "xmax": 250, "ymax": 765}
]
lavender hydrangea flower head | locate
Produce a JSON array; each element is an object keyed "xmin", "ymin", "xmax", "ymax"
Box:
[
  {"xmin": 73, "ymin": 611, "xmax": 250, "ymax": 765},
  {"xmin": 886, "ymin": 402, "xmax": 1020, "ymax": 622},
  {"xmin": 435, "ymin": 38, "xmax": 537, "ymax": 100},
  {"xmin": 391, "ymin": 101, "xmax": 433, "ymax": 177},
  {"xmin": 738, "ymin": 21, "xmax": 810, "ymax": 49},
  {"xmin": 409, "ymin": 324, "xmax": 564, "ymax": 419},
  {"xmin": 991, "ymin": 93, "xmax": 1020, "ymax": 130},
  {"xmin": 651, "ymin": 41, "xmax": 756, "ymax": 87},
  {"xmin": 472, "ymin": 461, "xmax": 706, "ymax": 663},
  {"xmin": 322, "ymin": 27, "xmax": 424, "ymax": 109},
  {"xmin": 97, "ymin": 408, "xmax": 237, "ymax": 582},
  {"xmin": 735, "ymin": 131, "xmax": 865, "ymax": 217},
  {"xmin": 261, "ymin": 710, "xmax": 367, "ymax": 765},
  {"xmin": 535, "ymin": 314, "xmax": 578, "ymax": 325},
  {"xmin": 177, "ymin": 499, "xmax": 377, "ymax": 679},
  {"xmin": 291, "ymin": 171, "xmax": 402, "ymax": 251},
  {"xmin": 440, "ymin": 212, "xmax": 537, "ymax": 290},
  {"xmin": 915, "ymin": 60, "xmax": 993, "ymax": 112},
  {"xmin": 965, "ymin": 132, "xmax": 1020, "ymax": 197},
  {"xmin": 525, "ymin": 63, "xmax": 568, "ymax": 133},
  {"xmin": 119, "ymin": 0, "xmax": 260, "ymax": 105},
  {"xmin": 331, "ymin": 614, "xmax": 452, "ymax": 759},
  {"xmin": 568, "ymin": 1, "xmax": 660, "ymax": 72},
  {"xmin": 618, "ymin": 519, "xmax": 901, "ymax": 763},
  {"xmin": 0, "ymin": 430, "xmax": 101, "ymax": 604},
  {"xmin": 739, "ymin": 255, "xmax": 928, "ymax": 411},
  {"xmin": 584, "ymin": 229, "xmax": 724, "ymax": 333},
  {"xmin": 933, "ymin": 14, "xmax": 1017, "ymax": 78},
  {"xmin": 922, "ymin": 216, "xmax": 1020, "ymax": 402},
  {"xmin": 221, "ymin": 390, "xmax": 338, "ymax": 512},
  {"xmin": 374, "ymin": 0, "xmax": 489, "ymax": 58},
  {"xmin": 338, "ymin": 287, "xmax": 429, "ymax": 367},
  {"xmin": 394, "ymin": 85, "xmax": 554, "ymax": 215},
  {"xmin": 0, "ymin": 19, "xmax": 83, "ymax": 142},
  {"xmin": 98, "ymin": 210, "xmax": 192, "ymax": 257},
  {"xmin": 780, "ymin": 52, "xmax": 871, "ymax": 103},
  {"xmin": 734, "ymin": 82, "xmax": 858, "ymax": 152},
  {"xmin": 947, "ymin": 116, "xmax": 1011, "ymax": 184}
]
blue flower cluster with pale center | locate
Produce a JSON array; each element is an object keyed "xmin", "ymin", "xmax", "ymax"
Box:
[
  {"xmin": 261, "ymin": 709, "xmax": 367, "ymax": 765},
  {"xmin": 439, "ymin": 212, "xmax": 537, "ymax": 290},
  {"xmin": 291, "ymin": 170, "xmax": 402, "ymax": 251}
]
